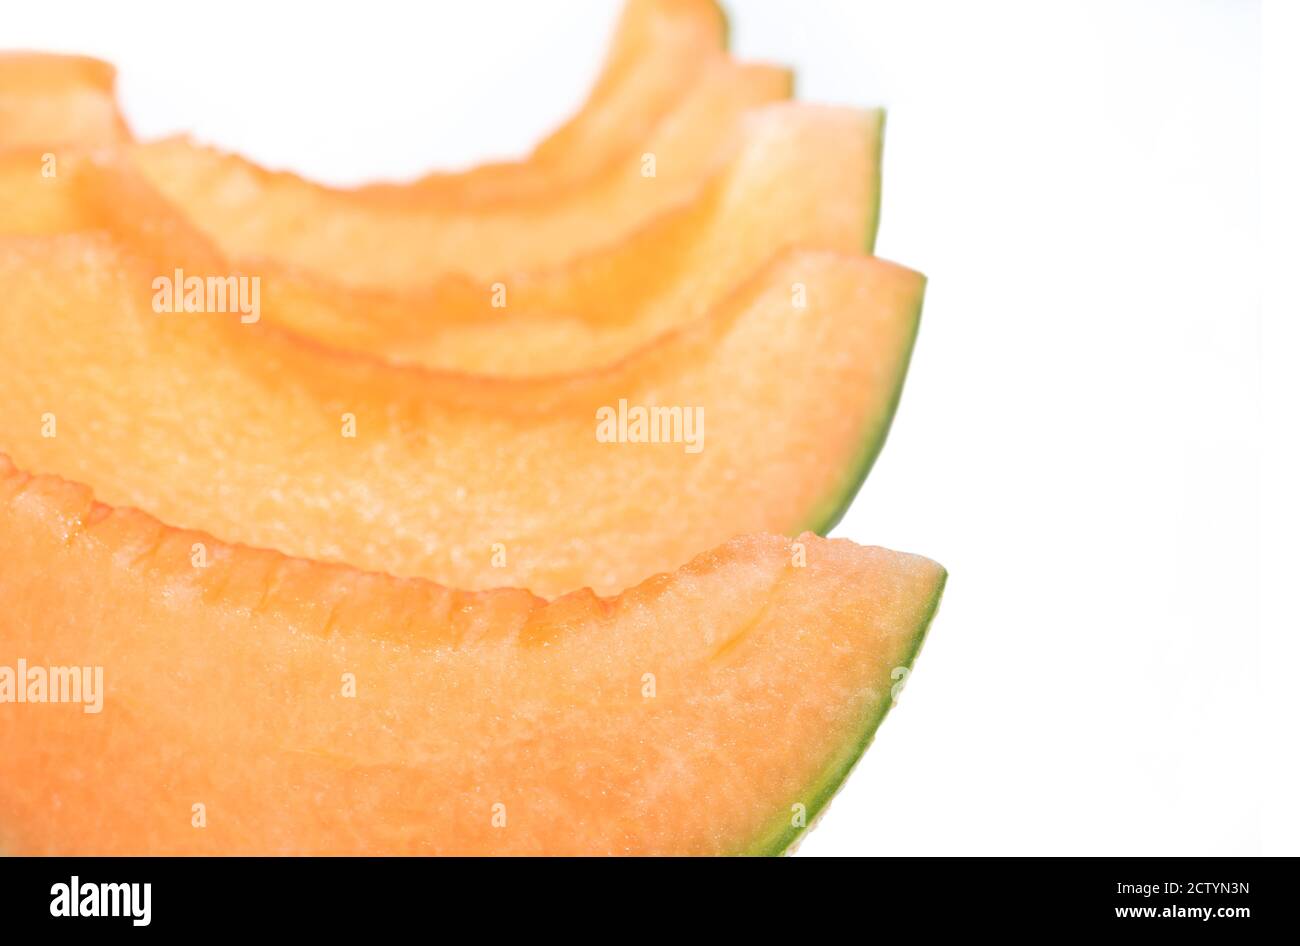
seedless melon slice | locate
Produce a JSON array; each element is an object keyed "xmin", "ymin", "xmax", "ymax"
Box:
[
  {"xmin": 0, "ymin": 235, "xmax": 924, "ymax": 598},
  {"xmin": 0, "ymin": 455, "xmax": 946, "ymax": 855},
  {"xmin": 0, "ymin": 0, "xmax": 731, "ymax": 206},
  {"xmin": 302, "ymin": 103, "xmax": 877, "ymax": 375},
  {"xmin": 128, "ymin": 57, "xmax": 794, "ymax": 292},
  {"xmin": 371, "ymin": 0, "xmax": 735, "ymax": 205},
  {"xmin": 3, "ymin": 101, "xmax": 879, "ymax": 376},
  {"xmin": 0, "ymin": 53, "xmax": 130, "ymax": 149}
]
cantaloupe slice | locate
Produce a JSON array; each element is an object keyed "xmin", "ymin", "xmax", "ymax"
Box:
[
  {"xmin": 309, "ymin": 103, "xmax": 878, "ymax": 375},
  {"xmin": 0, "ymin": 53, "xmax": 130, "ymax": 148},
  {"xmin": 1, "ymin": 99, "xmax": 879, "ymax": 376},
  {"xmin": 366, "ymin": 0, "xmax": 734, "ymax": 205},
  {"xmin": 0, "ymin": 0, "xmax": 732, "ymax": 205},
  {"xmin": 0, "ymin": 454, "xmax": 946, "ymax": 854},
  {"xmin": 0, "ymin": 232, "xmax": 924, "ymax": 598},
  {"xmin": 128, "ymin": 55, "xmax": 794, "ymax": 293}
]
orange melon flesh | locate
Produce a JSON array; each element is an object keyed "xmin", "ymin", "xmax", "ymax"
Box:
[
  {"xmin": 0, "ymin": 53, "xmax": 130, "ymax": 149},
  {"xmin": 316, "ymin": 103, "xmax": 877, "ymax": 375},
  {"xmin": 368, "ymin": 0, "xmax": 733, "ymax": 205},
  {"xmin": 0, "ymin": 232, "xmax": 924, "ymax": 598},
  {"xmin": 125, "ymin": 61, "xmax": 798, "ymax": 293},
  {"xmin": 0, "ymin": 101, "xmax": 879, "ymax": 377},
  {"xmin": 0, "ymin": 454, "xmax": 946, "ymax": 854},
  {"xmin": 0, "ymin": 0, "xmax": 731, "ymax": 207}
]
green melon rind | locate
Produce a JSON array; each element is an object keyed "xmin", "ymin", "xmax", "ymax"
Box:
[
  {"xmin": 717, "ymin": 0, "xmax": 732, "ymax": 51},
  {"xmin": 864, "ymin": 108, "xmax": 885, "ymax": 255},
  {"xmin": 801, "ymin": 107, "xmax": 895, "ymax": 534},
  {"xmin": 803, "ymin": 270, "xmax": 924, "ymax": 536},
  {"xmin": 740, "ymin": 568, "xmax": 948, "ymax": 856}
]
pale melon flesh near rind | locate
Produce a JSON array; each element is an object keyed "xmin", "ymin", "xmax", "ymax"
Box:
[
  {"xmin": 0, "ymin": 233, "xmax": 923, "ymax": 599},
  {"xmin": 0, "ymin": 454, "xmax": 946, "ymax": 855},
  {"xmin": 750, "ymin": 569, "xmax": 945, "ymax": 855},
  {"xmin": 0, "ymin": 100, "xmax": 879, "ymax": 378}
]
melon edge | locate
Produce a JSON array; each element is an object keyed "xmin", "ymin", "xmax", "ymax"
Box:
[{"xmin": 742, "ymin": 567, "xmax": 948, "ymax": 856}]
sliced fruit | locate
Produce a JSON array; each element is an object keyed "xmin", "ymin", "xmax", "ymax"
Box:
[
  {"xmin": 1, "ymin": 100, "xmax": 880, "ymax": 376},
  {"xmin": 128, "ymin": 56, "xmax": 792, "ymax": 293},
  {"xmin": 0, "ymin": 53, "xmax": 130, "ymax": 149},
  {"xmin": 0, "ymin": 454, "xmax": 947, "ymax": 855},
  {"xmin": 369, "ymin": 0, "xmax": 735, "ymax": 205},
  {"xmin": 0, "ymin": 232, "xmax": 924, "ymax": 597},
  {"xmin": 0, "ymin": 0, "xmax": 731, "ymax": 206}
]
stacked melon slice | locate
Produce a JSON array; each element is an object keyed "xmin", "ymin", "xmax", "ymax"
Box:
[{"xmin": 0, "ymin": 0, "xmax": 945, "ymax": 855}]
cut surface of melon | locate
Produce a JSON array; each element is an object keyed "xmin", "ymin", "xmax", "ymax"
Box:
[
  {"xmin": 0, "ymin": 233, "xmax": 924, "ymax": 598},
  {"xmin": 0, "ymin": 454, "xmax": 946, "ymax": 855},
  {"xmin": 370, "ymin": 0, "xmax": 733, "ymax": 204},
  {"xmin": 0, "ymin": 53, "xmax": 130, "ymax": 149},
  {"xmin": 127, "ymin": 57, "xmax": 793, "ymax": 292},
  {"xmin": 0, "ymin": 100, "xmax": 879, "ymax": 376},
  {"xmin": 0, "ymin": 0, "xmax": 732, "ymax": 207}
]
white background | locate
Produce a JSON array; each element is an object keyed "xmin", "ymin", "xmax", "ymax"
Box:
[{"xmin": 4, "ymin": 1, "xmax": 1289, "ymax": 856}]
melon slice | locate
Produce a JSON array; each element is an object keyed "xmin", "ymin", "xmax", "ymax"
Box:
[
  {"xmin": 368, "ymin": 0, "xmax": 733, "ymax": 205},
  {"xmin": 128, "ymin": 56, "xmax": 793, "ymax": 293},
  {"xmin": 1, "ymin": 99, "xmax": 880, "ymax": 376},
  {"xmin": 0, "ymin": 232, "xmax": 924, "ymax": 598},
  {"xmin": 0, "ymin": 0, "xmax": 731, "ymax": 206},
  {"xmin": 0, "ymin": 454, "xmax": 946, "ymax": 855},
  {"xmin": 0, "ymin": 53, "xmax": 130, "ymax": 149}
]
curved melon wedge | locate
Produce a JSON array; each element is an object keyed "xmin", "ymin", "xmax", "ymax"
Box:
[
  {"xmin": 0, "ymin": 53, "xmax": 130, "ymax": 149},
  {"xmin": 0, "ymin": 454, "xmax": 947, "ymax": 855},
  {"xmin": 126, "ymin": 62, "xmax": 798, "ymax": 293},
  {"xmin": 371, "ymin": 0, "xmax": 733, "ymax": 205},
  {"xmin": 4, "ymin": 101, "xmax": 879, "ymax": 377},
  {"xmin": 0, "ymin": 235, "xmax": 924, "ymax": 598},
  {"xmin": 0, "ymin": 0, "xmax": 731, "ymax": 207}
]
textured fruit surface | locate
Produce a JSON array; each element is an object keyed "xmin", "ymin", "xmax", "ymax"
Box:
[
  {"xmin": 0, "ymin": 233, "xmax": 923, "ymax": 598},
  {"xmin": 0, "ymin": 0, "xmax": 947, "ymax": 859},
  {"xmin": 373, "ymin": 0, "xmax": 733, "ymax": 205},
  {"xmin": 0, "ymin": 53, "xmax": 129, "ymax": 149},
  {"xmin": 0, "ymin": 0, "xmax": 732, "ymax": 206},
  {"xmin": 0, "ymin": 100, "xmax": 879, "ymax": 377},
  {"xmin": 0, "ymin": 454, "xmax": 946, "ymax": 855},
  {"xmin": 129, "ymin": 60, "xmax": 789, "ymax": 293}
]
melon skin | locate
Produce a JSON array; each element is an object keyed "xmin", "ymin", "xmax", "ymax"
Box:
[
  {"xmin": 809, "ymin": 259, "xmax": 924, "ymax": 536},
  {"xmin": 0, "ymin": 455, "xmax": 946, "ymax": 856}
]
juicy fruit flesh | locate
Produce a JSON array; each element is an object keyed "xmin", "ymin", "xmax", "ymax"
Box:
[
  {"xmin": 128, "ymin": 59, "xmax": 793, "ymax": 293},
  {"xmin": 0, "ymin": 0, "xmax": 731, "ymax": 207},
  {"xmin": 1, "ymin": 100, "xmax": 879, "ymax": 378},
  {"xmin": 0, "ymin": 234, "xmax": 924, "ymax": 598},
  {"xmin": 383, "ymin": 0, "xmax": 732, "ymax": 205},
  {"xmin": 0, "ymin": 53, "xmax": 129, "ymax": 149},
  {"xmin": 367, "ymin": 56, "xmax": 789, "ymax": 209},
  {"xmin": 0, "ymin": 455, "xmax": 946, "ymax": 855},
  {"xmin": 0, "ymin": 0, "xmax": 944, "ymax": 857}
]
